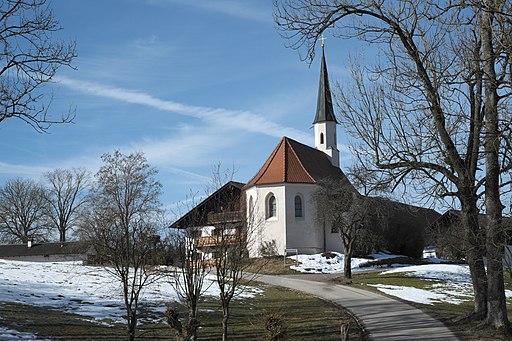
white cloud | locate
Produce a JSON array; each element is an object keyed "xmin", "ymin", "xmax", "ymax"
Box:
[
  {"xmin": 56, "ymin": 76, "xmax": 310, "ymax": 143},
  {"xmin": 0, "ymin": 162, "xmax": 52, "ymax": 178}
]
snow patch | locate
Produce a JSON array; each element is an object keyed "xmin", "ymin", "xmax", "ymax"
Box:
[
  {"xmin": 289, "ymin": 252, "xmax": 371, "ymax": 274},
  {"xmin": 0, "ymin": 259, "xmax": 260, "ymax": 323},
  {"xmin": 0, "ymin": 326, "xmax": 51, "ymax": 340}
]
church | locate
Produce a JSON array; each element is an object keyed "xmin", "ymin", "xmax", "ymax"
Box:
[
  {"xmin": 243, "ymin": 45, "xmax": 351, "ymax": 256},
  {"xmin": 172, "ymin": 45, "xmax": 355, "ymax": 257},
  {"xmin": 170, "ymin": 46, "xmax": 438, "ymax": 259}
]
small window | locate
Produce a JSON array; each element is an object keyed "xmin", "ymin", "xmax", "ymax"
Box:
[
  {"xmin": 249, "ymin": 196, "xmax": 254, "ymax": 217},
  {"xmin": 267, "ymin": 194, "xmax": 277, "ymax": 218},
  {"xmin": 294, "ymin": 195, "xmax": 303, "ymax": 218},
  {"xmin": 320, "ymin": 133, "xmax": 324, "ymax": 144}
]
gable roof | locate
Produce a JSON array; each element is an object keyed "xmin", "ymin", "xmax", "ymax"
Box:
[
  {"xmin": 245, "ymin": 136, "xmax": 351, "ymax": 188},
  {"xmin": 170, "ymin": 181, "xmax": 245, "ymax": 229},
  {"xmin": 0, "ymin": 241, "xmax": 92, "ymax": 258}
]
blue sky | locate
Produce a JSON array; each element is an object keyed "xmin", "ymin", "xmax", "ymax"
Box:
[{"xmin": 0, "ymin": 0, "xmax": 356, "ymax": 217}]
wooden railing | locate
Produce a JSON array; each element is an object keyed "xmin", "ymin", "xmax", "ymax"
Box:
[{"xmin": 195, "ymin": 234, "xmax": 243, "ymax": 248}]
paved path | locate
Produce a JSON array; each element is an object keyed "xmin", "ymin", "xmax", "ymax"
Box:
[{"xmin": 253, "ymin": 274, "xmax": 460, "ymax": 341}]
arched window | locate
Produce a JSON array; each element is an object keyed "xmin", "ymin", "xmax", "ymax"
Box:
[
  {"xmin": 294, "ymin": 195, "xmax": 303, "ymax": 218},
  {"xmin": 267, "ymin": 194, "xmax": 276, "ymax": 218},
  {"xmin": 249, "ymin": 196, "xmax": 254, "ymax": 218},
  {"xmin": 320, "ymin": 133, "xmax": 324, "ymax": 144}
]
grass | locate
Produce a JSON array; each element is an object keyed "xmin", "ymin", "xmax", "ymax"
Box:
[
  {"xmin": 345, "ymin": 270, "xmax": 512, "ymax": 341},
  {"xmin": 245, "ymin": 256, "xmax": 302, "ymax": 275},
  {"xmin": 0, "ymin": 284, "xmax": 368, "ymax": 340}
]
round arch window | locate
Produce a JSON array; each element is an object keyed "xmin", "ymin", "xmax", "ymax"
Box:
[
  {"xmin": 294, "ymin": 195, "xmax": 303, "ymax": 218},
  {"xmin": 267, "ymin": 194, "xmax": 277, "ymax": 218}
]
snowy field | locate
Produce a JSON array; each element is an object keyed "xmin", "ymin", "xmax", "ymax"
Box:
[
  {"xmin": 0, "ymin": 260, "xmax": 260, "ymax": 326},
  {"xmin": 289, "ymin": 251, "xmax": 512, "ymax": 306}
]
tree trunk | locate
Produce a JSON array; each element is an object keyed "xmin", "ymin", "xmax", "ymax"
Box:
[
  {"xmin": 222, "ymin": 305, "xmax": 229, "ymax": 341},
  {"xmin": 127, "ymin": 308, "xmax": 137, "ymax": 341},
  {"xmin": 59, "ymin": 229, "xmax": 66, "ymax": 243},
  {"xmin": 188, "ymin": 306, "xmax": 199, "ymax": 341},
  {"xmin": 343, "ymin": 250, "xmax": 352, "ymax": 279},
  {"xmin": 460, "ymin": 197, "xmax": 488, "ymax": 317},
  {"xmin": 480, "ymin": 2, "xmax": 510, "ymax": 329}
]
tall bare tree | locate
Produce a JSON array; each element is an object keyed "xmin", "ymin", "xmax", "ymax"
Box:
[
  {"xmin": 313, "ymin": 177, "xmax": 369, "ymax": 279},
  {"xmin": 44, "ymin": 168, "xmax": 89, "ymax": 242},
  {"xmin": 167, "ymin": 222, "xmax": 209, "ymax": 341},
  {"xmin": 0, "ymin": 0, "xmax": 76, "ymax": 132},
  {"xmin": 479, "ymin": 0, "xmax": 510, "ymax": 328},
  {"xmin": 0, "ymin": 178, "xmax": 48, "ymax": 243},
  {"xmin": 274, "ymin": 0, "xmax": 512, "ymax": 328},
  {"xmin": 211, "ymin": 193, "xmax": 261, "ymax": 341},
  {"xmin": 81, "ymin": 150, "xmax": 163, "ymax": 341},
  {"xmin": 205, "ymin": 163, "xmax": 265, "ymax": 341}
]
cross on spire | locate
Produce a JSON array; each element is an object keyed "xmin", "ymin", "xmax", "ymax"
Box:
[{"xmin": 320, "ymin": 34, "xmax": 326, "ymax": 48}]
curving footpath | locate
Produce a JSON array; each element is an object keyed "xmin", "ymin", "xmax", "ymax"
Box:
[{"xmin": 253, "ymin": 274, "xmax": 460, "ymax": 341}]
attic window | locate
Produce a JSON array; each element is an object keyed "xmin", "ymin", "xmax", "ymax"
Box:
[{"xmin": 320, "ymin": 133, "xmax": 324, "ymax": 144}]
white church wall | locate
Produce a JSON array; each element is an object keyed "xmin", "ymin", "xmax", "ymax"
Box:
[
  {"xmin": 325, "ymin": 225, "xmax": 344, "ymax": 253},
  {"xmin": 245, "ymin": 184, "xmax": 287, "ymax": 257},
  {"xmin": 284, "ymin": 183, "xmax": 325, "ymax": 254},
  {"xmin": 245, "ymin": 183, "xmax": 345, "ymax": 257}
]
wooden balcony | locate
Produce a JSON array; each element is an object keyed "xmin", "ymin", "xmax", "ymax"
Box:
[
  {"xmin": 207, "ymin": 211, "xmax": 243, "ymax": 224},
  {"xmin": 195, "ymin": 234, "xmax": 243, "ymax": 248}
]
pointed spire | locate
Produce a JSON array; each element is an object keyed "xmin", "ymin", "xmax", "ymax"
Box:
[{"xmin": 313, "ymin": 44, "xmax": 338, "ymax": 124}]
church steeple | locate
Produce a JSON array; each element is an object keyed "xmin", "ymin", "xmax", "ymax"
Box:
[
  {"xmin": 313, "ymin": 42, "xmax": 340, "ymax": 168},
  {"xmin": 313, "ymin": 44, "xmax": 337, "ymax": 124}
]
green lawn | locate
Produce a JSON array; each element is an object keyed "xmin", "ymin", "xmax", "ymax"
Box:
[{"xmin": 0, "ymin": 284, "xmax": 368, "ymax": 341}]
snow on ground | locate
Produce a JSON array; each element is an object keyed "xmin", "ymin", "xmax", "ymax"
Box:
[
  {"xmin": 0, "ymin": 326, "xmax": 51, "ymax": 340},
  {"xmin": 289, "ymin": 251, "xmax": 406, "ymax": 274},
  {"xmin": 362, "ymin": 264, "xmax": 474, "ymax": 305},
  {"xmin": 288, "ymin": 252, "xmax": 512, "ymax": 306},
  {"xmin": 289, "ymin": 252, "xmax": 370, "ymax": 273},
  {"xmin": 368, "ymin": 284, "xmax": 456, "ymax": 305},
  {"xmin": 377, "ymin": 264, "xmax": 511, "ymax": 305},
  {"xmin": 0, "ymin": 260, "xmax": 261, "ymax": 324}
]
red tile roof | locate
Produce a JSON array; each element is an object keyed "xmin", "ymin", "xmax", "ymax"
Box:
[{"xmin": 245, "ymin": 137, "xmax": 351, "ymax": 187}]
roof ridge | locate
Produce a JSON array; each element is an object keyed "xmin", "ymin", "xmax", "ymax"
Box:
[
  {"xmin": 246, "ymin": 137, "xmax": 285, "ymax": 185},
  {"xmin": 283, "ymin": 138, "xmax": 288, "ymax": 182}
]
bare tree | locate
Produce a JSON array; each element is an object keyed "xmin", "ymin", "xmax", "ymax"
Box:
[
  {"xmin": 168, "ymin": 229, "xmax": 209, "ymax": 341},
  {"xmin": 212, "ymin": 195, "xmax": 261, "ymax": 341},
  {"xmin": 0, "ymin": 178, "xmax": 48, "ymax": 243},
  {"xmin": 204, "ymin": 165, "xmax": 263, "ymax": 341},
  {"xmin": 81, "ymin": 150, "xmax": 163, "ymax": 341},
  {"xmin": 44, "ymin": 168, "xmax": 89, "ymax": 242},
  {"xmin": 0, "ymin": 0, "xmax": 76, "ymax": 132},
  {"xmin": 274, "ymin": 0, "xmax": 512, "ymax": 328},
  {"xmin": 168, "ymin": 163, "xmax": 262, "ymax": 341},
  {"xmin": 479, "ymin": 1, "xmax": 511, "ymax": 328},
  {"xmin": 313, "ymin": 177, "xmax": 368, "ymax": 279}
]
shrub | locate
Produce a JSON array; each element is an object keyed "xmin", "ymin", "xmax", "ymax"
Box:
[
  {"xmin": 260, "ymin": 240, "xmax": 279, "ymax": 257},
  {"xmin": 264, "ymin": 311, "xmax": 287, "ymax": 341}
]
